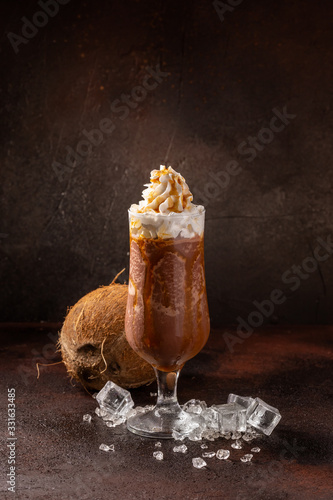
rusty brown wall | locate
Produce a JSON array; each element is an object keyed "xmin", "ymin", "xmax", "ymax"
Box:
[{"xmin": 1, "ymin": 0, "xmax": 333, "ymax": 326}]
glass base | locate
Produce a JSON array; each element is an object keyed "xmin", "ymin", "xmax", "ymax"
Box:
[{"xmin": 127, "ymin": 404, "xmax": 199, "ymax": 439}]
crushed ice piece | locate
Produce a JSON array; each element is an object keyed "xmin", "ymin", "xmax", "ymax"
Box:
[
  {"xmin": 212, "ymin": 403, "xmax": 247, "ymax": 433},
  {"xmin": 216, "ymin": 449, "xmax": 230, "ymax": 460},
  {"xmin": 201, "ymin": 430, "xmax": 217, "ymax": 441},
  {"xmin": 150, "ymin": 392, "xmax": 157, "ymax": 397},
  {"xmin": 192, "ymin": 457, "xmax": 207, "ymax": 469},
  {"xmin": 82, "ymin": 414, "xmax": 92, "ymax": 423},
  {"xmin": 153, "ymin": 451, "xmax": 163, "ymax": 461},
  {"xmin": 231, "ymin": 439, "xmax": 242, "ymax": 449},
  {"xmin": 202, "ymin": 451, "xmax": 216, "ymax": 458},
  {"xmin": 201, "ymin": 443, "xmax": 208, "ymax": 449},
  {"xmin": 173, "ymin": 445, "xmax": 188, "ymax": 453},
  {"xmin": 231, "ymin": 431, "xmax": 242, "ymax": 440},
  {"xmin": 251, "ymin": 447, "xmax": 261, "ymax": 453},
  {"xmin": 247, "ymin": 398, "xmax": 281, "ymax": 436},
  {"xmin": 188, "ymin": 427, "xmax": 203, "ymax": 441},
  {"xmin": 240, "ymin": 454, "xmax": 253, "ymax": 463},
  {"xmin": 95, "ymin": 407, "xmax": 108, "ymax": 418},
  {"xmin": 155, "ymin": 442, "xmax": 162, "ymax": 448},
  {"xmin": 228, "ymin": 394, "xmax": 255, "ymax": 416},
  {"xmin": 172, "ymin": 430, "xmax": 186, "ymax": 441},
  {"xmin": 222, "ymin": 432, "xmax": 232, "ymax": 440},
  {"xmin": 242, "ymin": 433, "xmax": 255, "ymax": 442},
  {"xmin": 183, "ymin": 399, "xmax": 207, "ymax": 415},
  {"xmin": 105, "ymin": 416, "xmax": 126, "ymax": 427},
  {"xmin": 96, "ymin": 381, "xmax": 134, "ymax": 417},
  {"xmin": 99, "ymin": 443, "xmax": 114, "ymax": 452}
]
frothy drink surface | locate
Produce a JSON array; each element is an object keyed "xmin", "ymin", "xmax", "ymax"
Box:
[{"xmin": 125, "ymin": 235, "xmax": 210, "ymax": 371}]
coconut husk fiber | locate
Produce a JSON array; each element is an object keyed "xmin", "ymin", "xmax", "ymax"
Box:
[{"xmin": 59, "ymin": 273, "xmax": 155, "ymax": 391}]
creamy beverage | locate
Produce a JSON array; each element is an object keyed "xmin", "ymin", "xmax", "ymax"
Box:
[{"xmin": 125, "ymin": 166, "xmax": 210, "ymax": 372}]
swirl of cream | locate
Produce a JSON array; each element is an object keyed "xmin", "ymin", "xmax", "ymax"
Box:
[{"xmin": 136, "ymin": 165, "xmax": 193, "ymax": 214}]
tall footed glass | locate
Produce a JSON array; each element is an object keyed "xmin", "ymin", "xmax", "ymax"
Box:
[{"xmin": 125, "ymin": 208, "xmax": 210, "ymax": 438}]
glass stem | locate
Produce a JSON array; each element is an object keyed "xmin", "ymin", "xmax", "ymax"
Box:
[{"xmin": 154, "ymin": 368, "xmax": 182, "ymax": 413}]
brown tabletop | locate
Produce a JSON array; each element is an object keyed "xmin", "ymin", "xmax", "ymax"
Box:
[{"xmin": 0, "ymin": 324, "xmax": 332, "ymax": 500}]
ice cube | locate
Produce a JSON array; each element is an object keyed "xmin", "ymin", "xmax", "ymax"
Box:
[
  {"xmin": 96, "ymin": 381, "xmax": 134, "ymax": 417},
  {"xmin": 227, "ymin": 394, "xmax": 255, "ymax": 416},
  {"xmin": 182, "ymin": 399, "xmax": 207, "ymax": 415},
  {"xmin": 231, "ymin": 439, "xmax": 242, "ymax": 449},
  {"xmin": 231, "ymin": 431, "xmax": 242, "ymax": 440},
  {"xmin": 200, "ymin": 443, "xmax": 208, "ymax": 449},
  {"xmin": 251, "ymin": 447, "xmax": 261, "ymax": 453},
  {"xmin": 173, "ymin": 445, "xmax": 188, "ymax": 453},
  {"xmin": 202, "ymin": 451, "xmax": 215, "ymax": 458},
  {"xmin": 153, "ymin": 451, "xmax": 163, "ymax": 461},
  {"xmin": 212, "ymin": 403, "xmax": 247, "ymax": 433},
  {"xmin": 99, "ymin": 443, "xmax": 114, "ymax": 452},
  {"xmin": 155, "ymin": 441, "xmax": 162, "ymax": 448},
  {"xmin": 192, "ymin": 457, "xmax": 207, "ymax": 469},
  {"xmin": 82, "ymin": 414, "xmax": 92, "ymax": 423},
  {"xmin": 216, "ymin": 449, "xmax": 230, "ymax": 460},
  {"xmin": 240, "ymin": 454, "xmax": 253, "ymax": 462},
  {"xmin": 247, "ymin": 398, "xmax": 281, "ymax": 436},
  {"xmin": 201, "ymin": 408, "xmax": 220, "ymax": 431}
]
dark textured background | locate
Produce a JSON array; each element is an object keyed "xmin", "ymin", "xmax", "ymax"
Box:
[{"xmin": 1, "ymin": 0, "xmax": 333, "ymax": 326}]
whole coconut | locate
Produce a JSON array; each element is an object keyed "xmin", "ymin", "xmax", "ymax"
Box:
[{"xmin": 59, "ymin": 277, "xmax": 155, "ymax": 391}]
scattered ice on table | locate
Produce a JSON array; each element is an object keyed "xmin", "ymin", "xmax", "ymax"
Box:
[
  {"xmin": 96, "ymin": 381, "xmax": 134, "ymax": 417},
  {"xmin": 192, "ymin": 457, "xmax": 207, "ymax": 469},
  {"xmin": 247, "ymin": 398, "xmax": 281, "ymax": 436},
  {"xmin": 231, "ymin": 439, "xmax": 242, "ymax": 449},
  {"xmin": 99, "ymin": 443, "xmax": 114, "ymax": 452},
  {"xmin": 200, "ymin": 443, "xmax": 208, "ymax": 449},
  {"xmin": 153, "ymin": 451, "xmax": 163, "ymax": 461},
  {"xmin": 240, "ymin": 454, "xmax": 253, "ymax": 463},
  {"xmin": 251, "ymin": 447, "xmax": 261, "ymax": 453},
  {"xmin": 212, "ymin": 403, "xmax": 247, "ymax": 433},
  {"xmin": 183, "ymin": 399, "xmax": 207, "ymax": 415},
  {"xmin": 83, "ymin": 414, "xmax": 92, "ymax": 423},
  {"xmin": 202, "ymin": 451, "xmax": 216, "ymax": 458},
  {"xmin": 173, "ymin": 445, "xmax": 188, "ymax": 453},
  {"xmin": 216, "ymin": 449, "xmax": 230, "ymax": 460},
  {"xmin": 228, "ymin": 394, "xmax": 255, "ymax": 416},
  {"xmin": 155, "ymin": 441, "xmax": 162, "ymax": 448}
]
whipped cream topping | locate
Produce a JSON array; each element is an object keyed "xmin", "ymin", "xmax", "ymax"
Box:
[
  {"xmin": 129, "ymin": 165, "xmax": 205, "ymax": 239},
  {"xmin": 135, "ymin": 165, "xmax": 193, "ymax": 214}
]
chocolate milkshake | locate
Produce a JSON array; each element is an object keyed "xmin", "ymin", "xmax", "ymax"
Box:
[{"xmin": 125, "ymin": 166, "xmax": 210, "ymax": 372}]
